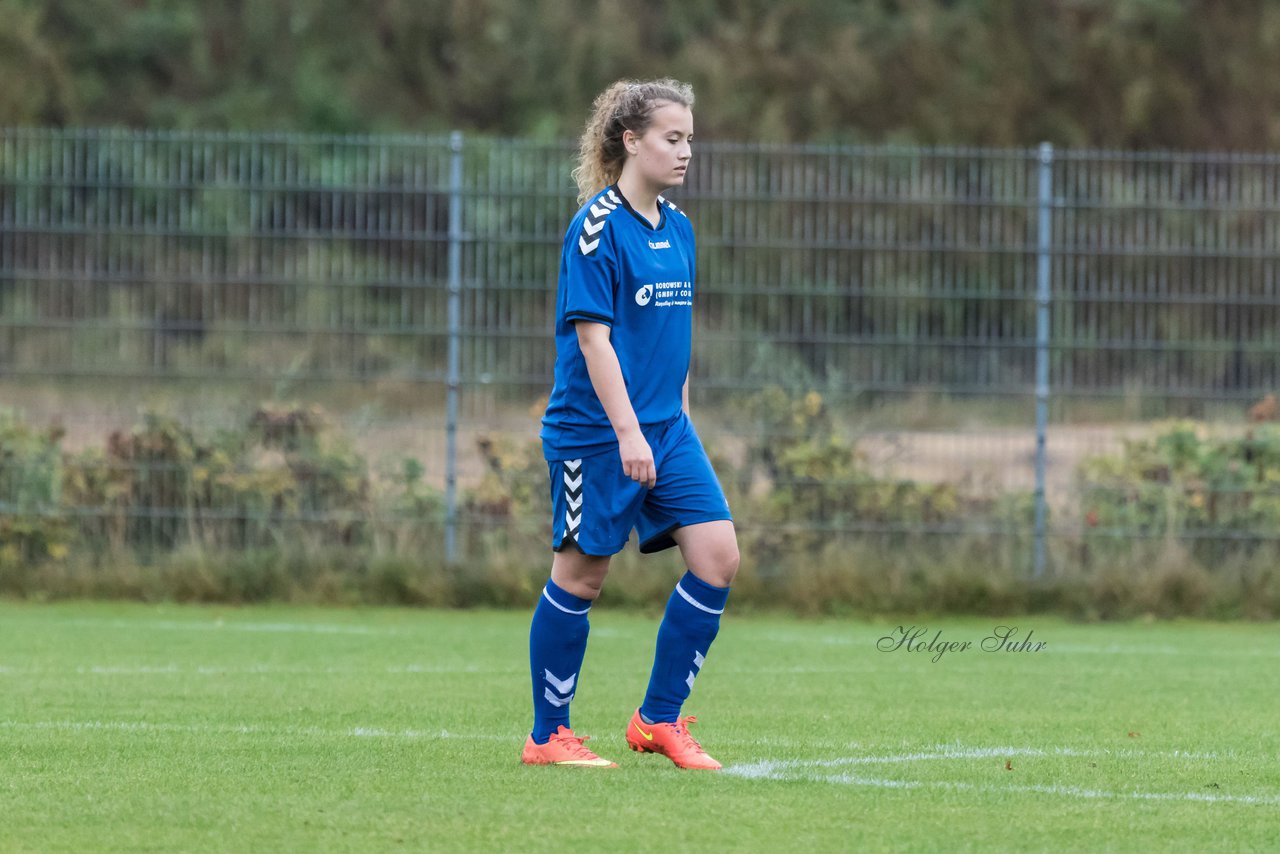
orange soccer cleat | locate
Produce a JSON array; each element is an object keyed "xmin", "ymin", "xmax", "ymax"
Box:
[
  {"xmin": 625, "ymin": 708, "xmax": 722, "ymax": 770},
  {"xmin": 521, "ymin": 726, "xmax": 618, "ymax": 768}
]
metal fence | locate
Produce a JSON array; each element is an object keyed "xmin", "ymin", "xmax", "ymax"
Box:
[{"xmin": 3, "ymin": 127, "xmax": 1280, "ymax": 577}]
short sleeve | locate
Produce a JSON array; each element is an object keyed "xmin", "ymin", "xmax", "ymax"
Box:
[{"xmin": 563, "ymin": 226, "xmax": 617, "ymax": 326}]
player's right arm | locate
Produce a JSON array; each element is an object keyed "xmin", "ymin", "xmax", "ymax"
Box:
[{"xmin": 575, "ymin": 321, "xmax": 656, "ymax": 488}]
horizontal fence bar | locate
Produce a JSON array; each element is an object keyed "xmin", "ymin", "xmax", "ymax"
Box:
[{"xmin": 5, "ymin": 127, "xmax": 1280, "ymax": 576}]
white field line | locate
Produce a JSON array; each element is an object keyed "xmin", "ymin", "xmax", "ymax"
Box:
[
  {"xmin": 0, "ymin": 714, "xmax": 1252, "ymax": 761},
  {"xmin": 0, "ymin": 719, "xmax": 777, "ymax": 747},
  {"xmin": 727, "ymin": 745, "xmax": 1234, "ymax": 779},
  {"xmin": 759, "ymin": 633, "xmax": 860, "ymax": 646},
  {"xmin": 0, "ymin": 663, "xmax": 522, "ymax": 675},
  {"xmin": 759, "ymin": 633, "xmax": 1280, "ymax": 658},
  {"xmin": 805, "ymin": 772, "xmax": 1280, "ymax": 807},
  {"xmin": 14, "ymin": 622, "xmax": 1278, "ymax": 658},
  {"xmin": 724, "ymin": 745, "xmax": 1278, "ymax": 806},
  {"xmin": 0, "ymin": 663, "xmax": 873, "ymax": 677},
  {"xmin": 25, "ymin": 618, "xmax": 406, "ymax": 636},
  {"xmin": 1051, "ymin": 643, "xmax": 1280, "ymax": 658},
  {"xmin": 5, "ymin": 720, "xmax": 1273, "ymax": 804},
  {"xmin": 0, "ymin": 721, "xmax": 1250, "ymax": 769},
  {"xmin": 0, "ymin": 719, "xmax": 514, "ymax": 741},
  {"xmin": 0, "ymin": 716, "xmax": 859, "ymax": 751},
  {"xmin": 715, "ymin": 666, "xmax": 882, "ymax": 674}
]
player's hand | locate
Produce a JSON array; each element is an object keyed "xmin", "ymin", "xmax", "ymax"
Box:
[{"xmin": 618, "ymin": 429, "xmax": 656, "ymax": 489}]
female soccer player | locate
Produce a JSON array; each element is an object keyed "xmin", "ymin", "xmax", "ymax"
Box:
[{"xmin": 521, "ymin": 79, "xmax": 739, "ymax": 770}]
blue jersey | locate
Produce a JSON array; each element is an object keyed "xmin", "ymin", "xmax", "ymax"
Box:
[{"xmin": 540, "ymin": 185, "xmax": 696, "ymax": 460}]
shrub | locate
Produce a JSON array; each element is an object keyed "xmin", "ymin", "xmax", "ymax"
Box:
[
  {"xmin": 2, "ymin": 403, "xmax": 1278, "ymax": 617},
  {"xmin": 1078, "ymin": 421, "xmax": 1280, "ymax": 564},
  {"xmin": 0, "ymin": 410, "xmax": 73, "ymax": 566}
]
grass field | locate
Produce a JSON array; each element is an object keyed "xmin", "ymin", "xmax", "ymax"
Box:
[{"xmin": 1, "ymin": 601, "xmax": 1277, "ymax": 852}]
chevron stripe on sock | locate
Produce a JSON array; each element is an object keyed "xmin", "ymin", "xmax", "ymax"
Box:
[
  {"xmin": 640, "ymin": 571, "xmax": 731, "ymax": 724},
  {"xmin": 530, "ymin": 579, "xmax": 592, "ymax": 743}
]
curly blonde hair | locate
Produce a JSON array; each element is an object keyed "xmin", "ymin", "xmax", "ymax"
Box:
[{"xmin": 572, "ymin": 78, "xmax": 695, "ymax": 204}]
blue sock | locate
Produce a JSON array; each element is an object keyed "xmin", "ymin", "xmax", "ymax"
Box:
[
  {"xmin": 529, "ymin": 578, "xmax": 593, "ymax": 743},
  {"xmin": 640, "ymin": 570, "xmax": 730, "ymax": 724}
]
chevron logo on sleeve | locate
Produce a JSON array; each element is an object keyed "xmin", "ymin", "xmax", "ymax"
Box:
[
  {"xmin": 578, "ymin": 191, "xmax": 619, "ymax": 255},
  {"xmin": 561, "ymin": 459, "xmax": 583, "ymax": 549}
]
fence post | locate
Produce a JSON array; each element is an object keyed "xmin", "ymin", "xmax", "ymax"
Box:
[
  {"xmin": 1033, "ymin": 142, "xmax": 1054, "ymax": 578},
  {"xmin": 445, "ymin": 131, "xmax": 463, "ymax": 564}
]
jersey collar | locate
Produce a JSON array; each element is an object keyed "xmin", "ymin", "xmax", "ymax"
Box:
[{"xmin": 608, "ymin": 184, "xmax": 667, "ymax": 231}]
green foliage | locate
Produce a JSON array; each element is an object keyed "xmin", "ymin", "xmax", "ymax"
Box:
[
  {"xmin": 0, "ymin": 409, "xmax": 73, "ymax": 565},
  {"xmin": 5, "ymin": 0, "xmax": 1280, "ymax": 148},
  {"xmin": 59, "ymin": 404, "xmax": 373, "ymax": 555},
  {"xmin": 443, "ymin": 387, "xmax": 1038, "ymax": 600},
  {"xmin": 1079, "ymin": 421, "xmax": 1280, "ymax": 553},
  {"xmin": 8, "ymin": 404, "xmax": 1280, "ymax": 616},
  {"xmin": 0, "ymin": 404, "xmax": 433, "ymax": 572},
  {"xmin": 734, "ymin": 386, "xmax": 1025, "ymax": 573}
]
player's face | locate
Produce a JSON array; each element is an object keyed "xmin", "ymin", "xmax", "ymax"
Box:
[{"xmin": 628, "ymin": 102, "xmax": 693, "ymax": 191}]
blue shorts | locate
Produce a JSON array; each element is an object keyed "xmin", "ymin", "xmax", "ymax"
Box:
[{"xmin": 547, "ymin": 412, "xmax": 732, "ymax": 556}]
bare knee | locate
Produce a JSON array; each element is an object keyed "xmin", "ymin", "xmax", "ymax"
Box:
[
  {"xmin": 677, "ymin": 521, "xmax": 740, "ymax": 588},
  {"xmin": 550, "ymin": 549, "xmax": 611, "ymax": 600},
  {"xmin": 704, "ymin": 540, "xmax": 740, "ymax": 588}
]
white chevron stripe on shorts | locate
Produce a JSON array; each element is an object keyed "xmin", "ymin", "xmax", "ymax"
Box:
[{"xmin": 561, "ymin": 459, "xmax": 584, "ymax": 547}]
